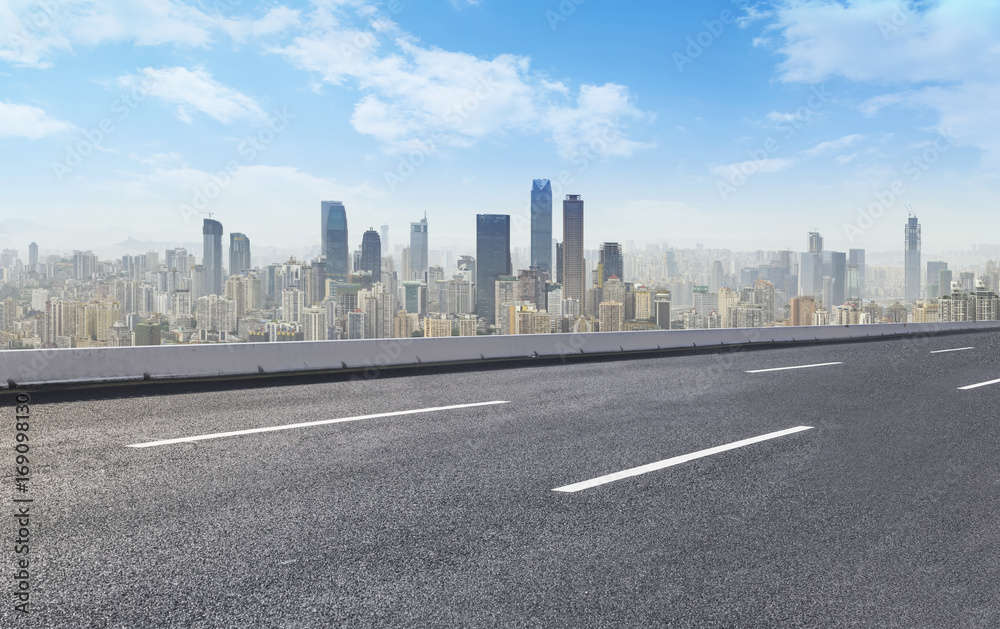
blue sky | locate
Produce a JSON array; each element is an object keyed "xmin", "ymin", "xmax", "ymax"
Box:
[{"xmin": 1, "ymin": 0, "xmax": 998, "ymax": 259}]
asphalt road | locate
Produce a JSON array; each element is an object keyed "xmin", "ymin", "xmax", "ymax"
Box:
[{"xmin": 3, "ymin": 331, "xmax": 1000, "ymax": 627}]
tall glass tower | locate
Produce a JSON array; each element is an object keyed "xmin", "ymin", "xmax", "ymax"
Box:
[
  {"xmin": 822, "ymin": 250, "xmax": 847, "ymax": 307},
  {"xmin": 360, "ymin": 228, "xmax": 382, "ymax": 283},
  {"xmin": 562, "ymin": 195, "xmax": 584, "ymax": 304},
  {"xmin": 476, "ymin": 214, "xmax": 511, "ymax": 325},
  {"xmin": 848, "ymin": 248, "xmax": 866, "ymax": 300},
  {"xmin": 321, "ymin": 201, "xmax": 349, "ymax": 286},
  {"xmin": 202, "ymin": 218, "xmax": 223, "ymax": 295},
  {"xmin": 531, "ymin": 179, "xmax": 552, "ymax": 275},
  {"xmin": 905, "ymin": 215, "xmax": 921, "ymax": 301},
  {"xmin": 599, "ymin": 242, "xmax": 623, "ymax": 285},
  {"xmin": 229, "ymin": 233, "xmax": 251, "ymax": 276},
  {"xmin": 410, "ymin": 214, "xmax": 428, "ymax": 281}
]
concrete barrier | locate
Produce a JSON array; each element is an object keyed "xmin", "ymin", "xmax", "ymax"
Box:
[{"xmin": 2, "ymin": 321, "xmax": 999, "ymax": 389}]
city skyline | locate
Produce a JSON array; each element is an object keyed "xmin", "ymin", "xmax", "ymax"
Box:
[{"xmin": 2, "ymin": 1, "xmax": 998, "ymax": 255}]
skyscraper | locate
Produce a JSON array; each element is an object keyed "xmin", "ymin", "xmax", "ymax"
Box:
[
  {"xmin": 599, "ymin": 242, "xmax": 623, "ymax": 285},
  {"xmin": 822, "ymin": 250, "xmax": 847, "ymax": 308},
  {"xmin": 848, "ymin": 248, "xmax": 866, "ymax": 300},
  {"xmin": 229, "ymin": 233, "xmax": 251, "ymax": 277},
  {"xmin": 808, "ymin": 231, "xmax": 823, "ymax": 255},
  {"xmin": 926, "ymin": 260, "xmax": 948, "ymax": 299},
  {"xmin": 556, "ymin": 242, "xmax": 563, "ymax": 284},
  {"xmin": 940, "ymin": 268, "xmax": 954, "ymax": 295},
  {"xmin": 360, "ymin": 228, "xmax": 382, "ymax": 283},
  {"xmin": 380, "ymin": 225, "xmax": 389, "ymax": 253},
  {"xmin": 28, "ymin": 242, "xmax": 38, "ymax": 271},
  {"xmin": 321, "ymin": 201, "xmax": 349, "ymax": 287},
  {"xmin": 476, "ymin": 214, "xmax": 511, "ymax": 325},
  {"xmin": 562, "ymin": 195, "xmax": 584, "ymax": 304},
  {"xmin": 710, "ymin": 260, "xmax": 725, "ymax": 293},
  {"xmin": 905, "ymin": 215, "xmax": 921, "ymax": 301},
  {"xmin": 531, "ymin": 179, "xmax": 552, "ymax": 275},
  {"xmin": 410, "ymin": 214, "xmax": 428, "ymax": 281},
  {"xmin": 202, "ymin": 218, "xmax": 223, "ymax": 295},
  {"xmin": 800, "ymin": 231, "xmax": 823, "ymax": 298}
]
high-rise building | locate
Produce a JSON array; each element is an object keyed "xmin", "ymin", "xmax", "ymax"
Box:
[
  {"xmin": 799, "ymin": 252, "xmax": 820, "ymax": 297},
  {"xmin": 202, "ymin": 218, "xmax": 223, "ymax": 295},
  {"xmin": 940, "ymin": 268, "xmax": 954, "ymax": 295},
  {"xmin": 808, "ymin": 231, "xmax": 823, "ymax": 255},
  {"xmin": 790, "ymin": 296, "xmax": 816, "ymax": 327},
  {"xmin": 302, "ymin": 307, "xmax": 328, "ymax": 341},
  {"xmin": 410, "ymin": 214, "xmax": 428, "ymax": 281},
  {"xmin": 655, "ymin": 296, "xmax": 671, "ymax": 330},
  {"xmin": 562, "ymin": 195, "xmax": 584, "ymax": 305},
  {"xmin": 905, "ymin": 215, "xmax": 921, "ymax": 301},
  {"xmin": 799, "ymin": 231, "xmax": 824, "ymax": 299},
  {"xmin": 599, "ymin": 301, "xmax": 624, "ymax": 332},
  {"xmin": 960, "ymin": 271, "xmax": 976, "ymax": 292},
  {"xmin": 360, "ymin": 228, "xmax": 382, "ymax": 283},
  {"xmin": 72, "ymin": 250, "xmax": 97, "ymax": 281},
  {"xmin": 531, "ymin": 179, "xmax": 552, "ymax": 274},
  {"xmin": 134, "ymin": 323, "xmax": 161, "ymax": 346},
  {"xmin": 229, "ymin": 233, "xmax": 251, "ymax": 277},
  {"xmin": 321, "ymin": 201, "xmax": 349, "ymax": 287},
  {"xmin": 848, "ymin": 249, "xmax": 865, "ymax": 300},
  {"xmin": 281, "ymin": 288, "xmax": 304, "ymax": 324},
  {"xmin": 710, "ymin": 260, "xmax": 724, "ymax": 293},
  {"xmin": 403, "ymin": 281, "xmax": 427, "ymax": 316},
  {"xmin": 556, "ymin": 242, "xmax": 563, "ymax": 284},
  {"xmin": 599, "ymin": 242, "xmax": 623, "ymax": 286},
  {"xmin": 28, "ymin": 242, "xmax": 38, "ymax": 271},
  {"xmin": 476, "ymin": 214, "xmax": 512, "ymax": 325},
  {"xmin": 926, "ymin": 261, "xmax": 948, "ymax": 299},
  {"xmin": 380, "ymin": 225, "xmax": 389, "ymax": 253},
  {"xmin": 822, "ymin": 251, "xmax": 847, "ymax": 308},
  {"xmin": 846, "ymin": 265, "xmax": 861, "ymax": 301},
  {"xmin": 0, "ymin": 249, "xmax": 17, "ymax": 267}
]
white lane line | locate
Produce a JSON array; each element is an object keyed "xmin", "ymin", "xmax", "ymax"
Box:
[
  {"xmin": 959, "ymin": 379, "xmax": 1000, "ymax": 391},
  {"xmin": 930, "ymin": 347, "xmax": 975, "ymax": 354},
  {"xmin": 553, "ymin": 426, "xmax": 814, "ymax": 493},
  {"xmin": 127, "ymin": 401, "xmax": 510, "ymax": 448},
  {"xmin": 745, "ymin": 362, "xmax": 842, "ymax": 374}
]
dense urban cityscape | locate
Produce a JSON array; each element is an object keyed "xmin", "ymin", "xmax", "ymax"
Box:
[{"xmin": 1, "ymin": 179, "xmax": 998, "ymax": 350}]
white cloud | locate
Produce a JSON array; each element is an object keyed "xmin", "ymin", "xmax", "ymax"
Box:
[
  {"xmin": 835, "ymin": 153, "xmax": 858, "ymax": 165},
  {"xmin": 118, "ymin": 66, "xmax": 267, "ymax": 124},
  {"xmin": 765, "ymin": 111, "xmax": 798, "ymax": 123},
  {"xmin": 771, "ymin": 0, "xmax": 1000, "ymax": 84},
  {"xmin": 545, "ymin": 83, "xmax": 653, "ymax": 159},
  {"xmin": 0, "ymin": 1, "xmax": 306, "ymax": 68},
  {"xmin": 859, "ymin": 93, "xmax": 907, "ymax": 117},
  {"xmin": 220, "ymin": 7, "xmax": 302, "ymax": 43},
  {"xmin": 801, "ymin": 133, "xmax": 865, "ymax": 157},
  {"xmin": 737, "ymin": 5, "xmax": 773, "ymax": 29},
  {"xmin": 0, "ymin": 0, "xmax": 214, "ymax": 68},
  {"xmin": 0, "ymin": 101, "xmax": 76, "ymax": 138},
  {"xmin": 273, "ymin": 3, "xmax": 652, "ymax": 158},
  {"xmin": 710, "ymin": 158, "xmax": 797, "ymax": 176},
  {"xmin": 768, "ymin": 0, "xmax": 1000, "ymax": 168}
]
